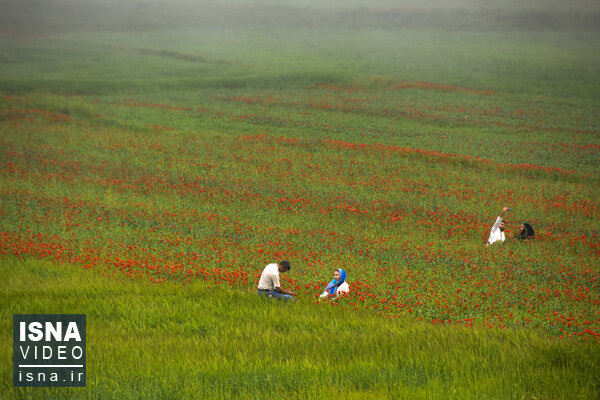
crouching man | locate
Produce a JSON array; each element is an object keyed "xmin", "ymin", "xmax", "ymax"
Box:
[{"xmin": 257, "ymin": 260, "xmax": 296, "ymax": 300}]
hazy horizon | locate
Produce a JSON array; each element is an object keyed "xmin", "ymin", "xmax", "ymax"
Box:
[{"xmin": 1, "ymin": 0, "xmax": 599, "ymax": 36}]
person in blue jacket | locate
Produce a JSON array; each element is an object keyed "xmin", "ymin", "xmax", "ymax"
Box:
[{"xmin": 319, "ymin": 268, "xmax": 350, "ymax": 298}]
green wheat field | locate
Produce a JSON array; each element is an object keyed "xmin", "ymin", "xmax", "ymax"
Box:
[{"xmin": 1, "ymin": 0, "xmax": 599, "ymax": 398}]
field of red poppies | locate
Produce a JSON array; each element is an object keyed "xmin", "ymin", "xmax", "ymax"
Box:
[
  {"xmin": 1, "ymin": 77, "xmax": 598, "ymax": 340},
  {"xmin": 1, "ymin": 1, "xmax": 599, "ymax": 397}
]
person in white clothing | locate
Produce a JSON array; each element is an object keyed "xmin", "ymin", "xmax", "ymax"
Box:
[
  {"xmin": 487, "ymin": 207, "xmax": 509, "ymax": 245},
  {"xmin": 257, "ymin": 260, "xmax": 296, "ymax": 300},
  {"xmin": 319, "ymin": 268, "xmax": 350, "ymax": 298}
]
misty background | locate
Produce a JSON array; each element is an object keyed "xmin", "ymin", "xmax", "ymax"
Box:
[
  {"xmin": 0, "ymin": 0, "xmax": 599, "ymax": 101},
  {"xmin": 1, "ymin": 0, "xmax": 599, "ymax": 35}
]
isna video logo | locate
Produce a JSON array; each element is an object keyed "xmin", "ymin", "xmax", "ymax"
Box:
[{"xmin": 13, "ymin": 314, "xmax": 86, "ymax": 387}]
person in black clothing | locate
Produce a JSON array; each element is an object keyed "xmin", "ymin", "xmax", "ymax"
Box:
[{"xmin": 516, "ymin": 223, "xmax": 535, "ymax": 240}]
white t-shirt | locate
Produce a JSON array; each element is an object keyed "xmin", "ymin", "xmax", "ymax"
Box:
[
  {"xmin": 319, "ymin": 281, "xmax": 350, "ymax": 298},
  {"xmin": 487, "ymin": 216, "xmax": 505, "ymax": 245},
  {"xmin": 257, "ymin": 263, "xmax": 281, "ymax": 290}
]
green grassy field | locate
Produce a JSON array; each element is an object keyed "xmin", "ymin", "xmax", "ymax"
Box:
[
  {"xmin": 1, "ymin": 0, "xmax": 599, "ymax": 398},
  {"xmin": 2, "ymin": 256, "xmax": 599, "ymax": 399}
]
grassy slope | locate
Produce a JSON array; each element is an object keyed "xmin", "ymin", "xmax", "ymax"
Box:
[
  {"xmin": 1, "ymin": 256, "xmax": 599, "ymax": 399},
  {"xmin": 1, "ymin": 1, "xmax": 599, "ymax": 398}
]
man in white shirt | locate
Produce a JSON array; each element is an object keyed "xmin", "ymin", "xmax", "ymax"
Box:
[
  {"xmin": 487, "ymin": 207, "xmax": 509, "ymax": 245},
  {"xmin": 257, "ymin": 260, "xmax": 296, "ymax": 300}
]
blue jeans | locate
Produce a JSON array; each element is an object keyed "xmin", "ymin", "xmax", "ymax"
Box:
[{"xmin": 258, "ymin": 289, "xmax": 292, "ymax": 300}]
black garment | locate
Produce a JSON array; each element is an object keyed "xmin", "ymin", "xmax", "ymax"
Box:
[{"xmin": 517, "ymin": 223, "xmax": 535, "ymax": 240}]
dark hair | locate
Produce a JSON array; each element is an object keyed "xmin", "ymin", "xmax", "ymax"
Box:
[
  {"xmin": 517, "ymin": 223, "xmax": 535, "ymax": 240},
  {"xmin": 279, "ymin": 260, "xmax": 291, "ymax": 271}
]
